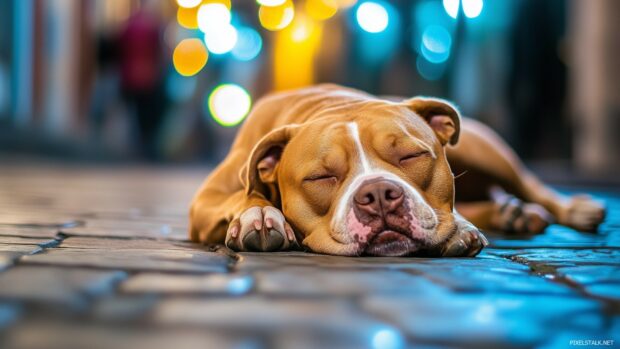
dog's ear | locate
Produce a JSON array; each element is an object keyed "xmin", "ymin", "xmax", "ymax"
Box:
[
  {"xmin": 404, "ymin": 97, "xmax": 461, "ymax": 145},
  {"xmin": 242, "ymin": 125, "xmax": 299, "ymax": 197}
]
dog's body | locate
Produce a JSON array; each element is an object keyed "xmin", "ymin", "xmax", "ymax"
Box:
[{"xmin": 190, "ymin": 84, "xmax": 605, "ymax": 257}]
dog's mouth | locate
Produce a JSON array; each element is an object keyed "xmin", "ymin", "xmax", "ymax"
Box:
[{"xmin": 364, "ymin": 229, "xmax": 419, "ymax": 256}]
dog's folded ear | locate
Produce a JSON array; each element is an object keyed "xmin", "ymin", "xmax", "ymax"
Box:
[
  {"xmin": 241, "ymin": 125, "xmax": 299, "ymax": 197},
  {"xmin": 404, "ymin": 97, "xmax": 461, "ymax": 146}
]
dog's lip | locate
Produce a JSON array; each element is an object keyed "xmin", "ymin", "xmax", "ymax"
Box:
[{"xmin": 364, "ymin": 230, "xmax": 417, "ymax": 256}]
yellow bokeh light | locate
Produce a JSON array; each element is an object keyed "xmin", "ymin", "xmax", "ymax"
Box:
[
  {"xmin": 177, "ymin": 6, "xmax": 199, "ymax": 29},
  {"xmin": 173, "ymin": 39, "xmax": 208, "ymax": 76},
  {"xmin": 258, "ymin": 0, "xmax": 295, "ymax": 31},
  {"xmin": 274, "ymin": 16, "xmax": 323, "ymax": 90},
  {"xmin": 306, "ymin": 0, "xmax": 338, "ymax": 21}
]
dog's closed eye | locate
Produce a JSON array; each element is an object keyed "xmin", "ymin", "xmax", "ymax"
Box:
[
  {"xmin": 303, "ymin": 174, "xmax": 338, "ymax": 182},
  {"xmin": 399, "ymin": 151, "xmax": 430, "ymax": 165}
]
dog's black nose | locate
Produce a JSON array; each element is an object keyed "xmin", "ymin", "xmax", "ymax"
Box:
[{"xmin": 354, "ymin": 179, "xmax": 404, "ymax": 216}]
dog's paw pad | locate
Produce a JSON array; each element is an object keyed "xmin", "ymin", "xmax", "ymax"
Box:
[
  {"xmin": 559, "ymin": 195, "xmax": 606, "ymax": 231},
  {"xmin": 442, "ymin": 221, "xmax": 488, "ymax": 257},
  {"xmin": 225, "ymin": 206, "xmax": 298, "ymax": 252}
]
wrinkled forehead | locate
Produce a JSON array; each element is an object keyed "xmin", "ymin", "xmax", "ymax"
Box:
[{"xmin": 281, "ymin": 104, "xmax": 438, "ymax": 171}]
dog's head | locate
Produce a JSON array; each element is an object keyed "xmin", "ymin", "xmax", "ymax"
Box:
[{"xmin": 242, "ymin": 97, "xmax": 461, "ymax": 256}]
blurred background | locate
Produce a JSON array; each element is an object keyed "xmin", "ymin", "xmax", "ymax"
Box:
[{"xmin": 0, "ymin": 0, "xmax": 618, "ymax": 182}]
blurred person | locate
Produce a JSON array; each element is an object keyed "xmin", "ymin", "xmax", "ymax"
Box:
[{"xmin": 117, "ymin": 1, "xmax": 169, "ymax": 160}]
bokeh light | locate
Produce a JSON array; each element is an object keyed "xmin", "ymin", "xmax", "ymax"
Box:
[
  {"xmin": 420, "ymin": 25, "xmax": 452, "ymax": 63},
  {"xmin": 357, "ymin": 0, "xmax": 399, "ymax": 64},
  {"xmin": 197, "ymin": 3, "xmax": 232, "ymax": 34},
  {"xmin": 176, "ymin": 0, "xmax": 202, "ymax": 8},
  {"xmin": 463, "ymin": 0, "xmax": 483, "ymax": 18},
  {"xmin": 259, "ymin": 0, "xmax": 295, "ymax": 31},
  {"xmin": 177, "ymin": 6, "xmax": 199, "ymax": 29},
  {"xmin": 291, "ymin": 16, "xmax": 316, "ymax": 42},
  {"xmin": 204, "ymin": 24, "xmax": 238, "ymax": 54},
  {"xmin": 306, "ymin": 0, "xmax": 338, "ymax": 21},
  {"xmin": 371, "ymin": 328, "xmax": 405, "ymax": 349},
  {"xmin": 226, "ymin": 276, "xmax": 254, "ymax": 295},
  {"xmin": 443, "ymin": 0, "xmax": 460, "ymax": 19},
  {"xmin": 356, "ymin": 1, "xmax": 389, "ymax": 33},
  {"xmin": 257, "ymin": 0, "xmax": 287, "ymax": 6},
  {"xmin": 232, "ymin": 27, "xmax": 263, "ymax": 61},
  {"xmin": 204, "ymin": 0, "xmax": 232, "ymax": 10},
  {"xmin": 208, "ymin": 84, "xmax": 252, "ymax": 127},
  {"xmin": 173, "ymin": 38, "xmax": 209, "ymax": 76}
]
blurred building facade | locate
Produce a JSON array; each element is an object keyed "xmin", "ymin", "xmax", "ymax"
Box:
[{"xmin": 0, "ymin": 0, "xmax": 617, "ymax": 178}]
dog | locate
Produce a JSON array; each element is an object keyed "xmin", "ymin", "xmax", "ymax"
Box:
[{"xmin": 189, "ymin": 84, "xmax": 606, "ymax": 257}]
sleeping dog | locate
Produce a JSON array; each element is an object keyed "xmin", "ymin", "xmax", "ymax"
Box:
[{"xmin": 190, "ymin": 84, "xmax": 606, "ymax": 257}]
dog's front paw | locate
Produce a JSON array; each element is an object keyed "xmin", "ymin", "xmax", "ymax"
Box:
[
  {"xmin": 441, "ymin": 220, "xmax": 488, "ymax": 257},
  {"xmin": 225, "ymin": 206, "xmax": 298, "ymax": 252},
  {"xmin": 558, "ymin": 195, "xmax": 606, "ymax": 232}
]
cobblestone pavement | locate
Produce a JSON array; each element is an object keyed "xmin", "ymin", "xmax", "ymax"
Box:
[{"xmin": 0, "ymin": 164, "xmax": 618, "ymax": 349}]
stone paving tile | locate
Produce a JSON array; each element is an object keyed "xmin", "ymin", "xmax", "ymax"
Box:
[
  {"xmin": 583, "ymin": 283, "xmax": 620, "ymax": 300},
  {"xmin": 153, "ymin": 296, "xmax": 395, "ymax": 348},
  {"xmin": 91, "ymin": 295, "xmax": 160, "ymax": 322},
  {"xmin": 0, "ymin": 244, "xmax": 42, "ymax": 271},
  {"xmin": 0, "ymin": 266, "xmax": 126, "ymax": 310},
  {"xmin": 255, "ymin": 267, "xmax": 446, "ymax": 296},
  {"xmin": 0, "ymin": 235, "xmax": 58, "ymax": 247},
  {"xmin": 361, "ymin": 292, "xmax": 610, "ymax": 348},
  {"xmin": 58, "ymin": 236, "xmax": 198, "ymax": 251},
  {"xmin": 488, "ymin": 225, "xmax": 620, "ymax": 249},
  {"xmin": 21, "ymin": 248, "xmax": 232, "ymax": 273},
  {"xmin": 120, "ymin": 273, "xmax": 254, "ymax": 295},
  {"xmin": 555, "ymin": 265, "xmax": 620, "ymax": 284},
  {"xmin": 61, "ymin": 221, "xmax": 188, "ymax": 241},
  {"xmin": 0, "ymin": 226, "xmax": 61, "ymax": 239},
  {"xmin": 2, "ymin": 321, "xmax": 255, "ymax": 349},
  {"xmin": 490, "ymin": 248, "xmax": 620, "ymax": 266},
  {"xmin": 249, "ymin": 253, "xmax": 574, "ymax": 296}
]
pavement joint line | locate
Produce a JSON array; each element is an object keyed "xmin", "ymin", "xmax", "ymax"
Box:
[{"xmin": 496, "ymin": 253, "xmax": 620, "ymax": 310}]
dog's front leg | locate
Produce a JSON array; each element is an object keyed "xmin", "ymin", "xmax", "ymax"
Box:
[{"xmin": 191, "ymin": 191, "xmax": 299, "ymax": 252}]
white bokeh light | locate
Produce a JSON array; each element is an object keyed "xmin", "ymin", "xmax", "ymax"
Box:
[
  {"xmin": 356, "ymin": 2, "xmax": 389, "ymax": 33},
  {"xmin": 176, "ymin": 0, "xmax": 202, "ymax": 8},
  {"xmin": 197, "ymin": 3, "xmax": 232, "ymax": 34},
  {"xmin": 208, "ymin": 84, "xmax": 252, "ymax": 127},
  {"xmin": 462, "ymin": 0, "xmax": 483, "ymax": 18},
  {"xmin": 204, "ymin": 24, "xmax": 238, "ymax": 54},
  {"xmin": 442, "ymin": 0, "xmax": 460, "ymax": 19}
]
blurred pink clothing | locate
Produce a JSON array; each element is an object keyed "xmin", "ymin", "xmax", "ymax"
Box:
[{"xmin": 118, "ymin": 12, "xmax": 163, "ymax": 92}]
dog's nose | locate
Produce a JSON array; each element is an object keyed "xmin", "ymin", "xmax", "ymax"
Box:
[{"xmin": 354, "ymin": 179, "xmax": 404, "ymax": 216}]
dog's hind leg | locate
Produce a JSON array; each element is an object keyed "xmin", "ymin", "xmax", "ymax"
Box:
[{"xmin": 449, "ymin": 118, "xmax": 606, "ymax": 232}]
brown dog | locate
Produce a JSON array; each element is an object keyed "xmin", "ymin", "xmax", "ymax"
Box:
[{"xmin": 190, "ymin": 84, "xmax": 606, "ymax": 257}]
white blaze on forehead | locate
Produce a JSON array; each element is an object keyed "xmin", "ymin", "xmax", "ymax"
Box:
[{"xmin": 346, "ymin": 122, "xmax": 371, "ymax": 173}]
